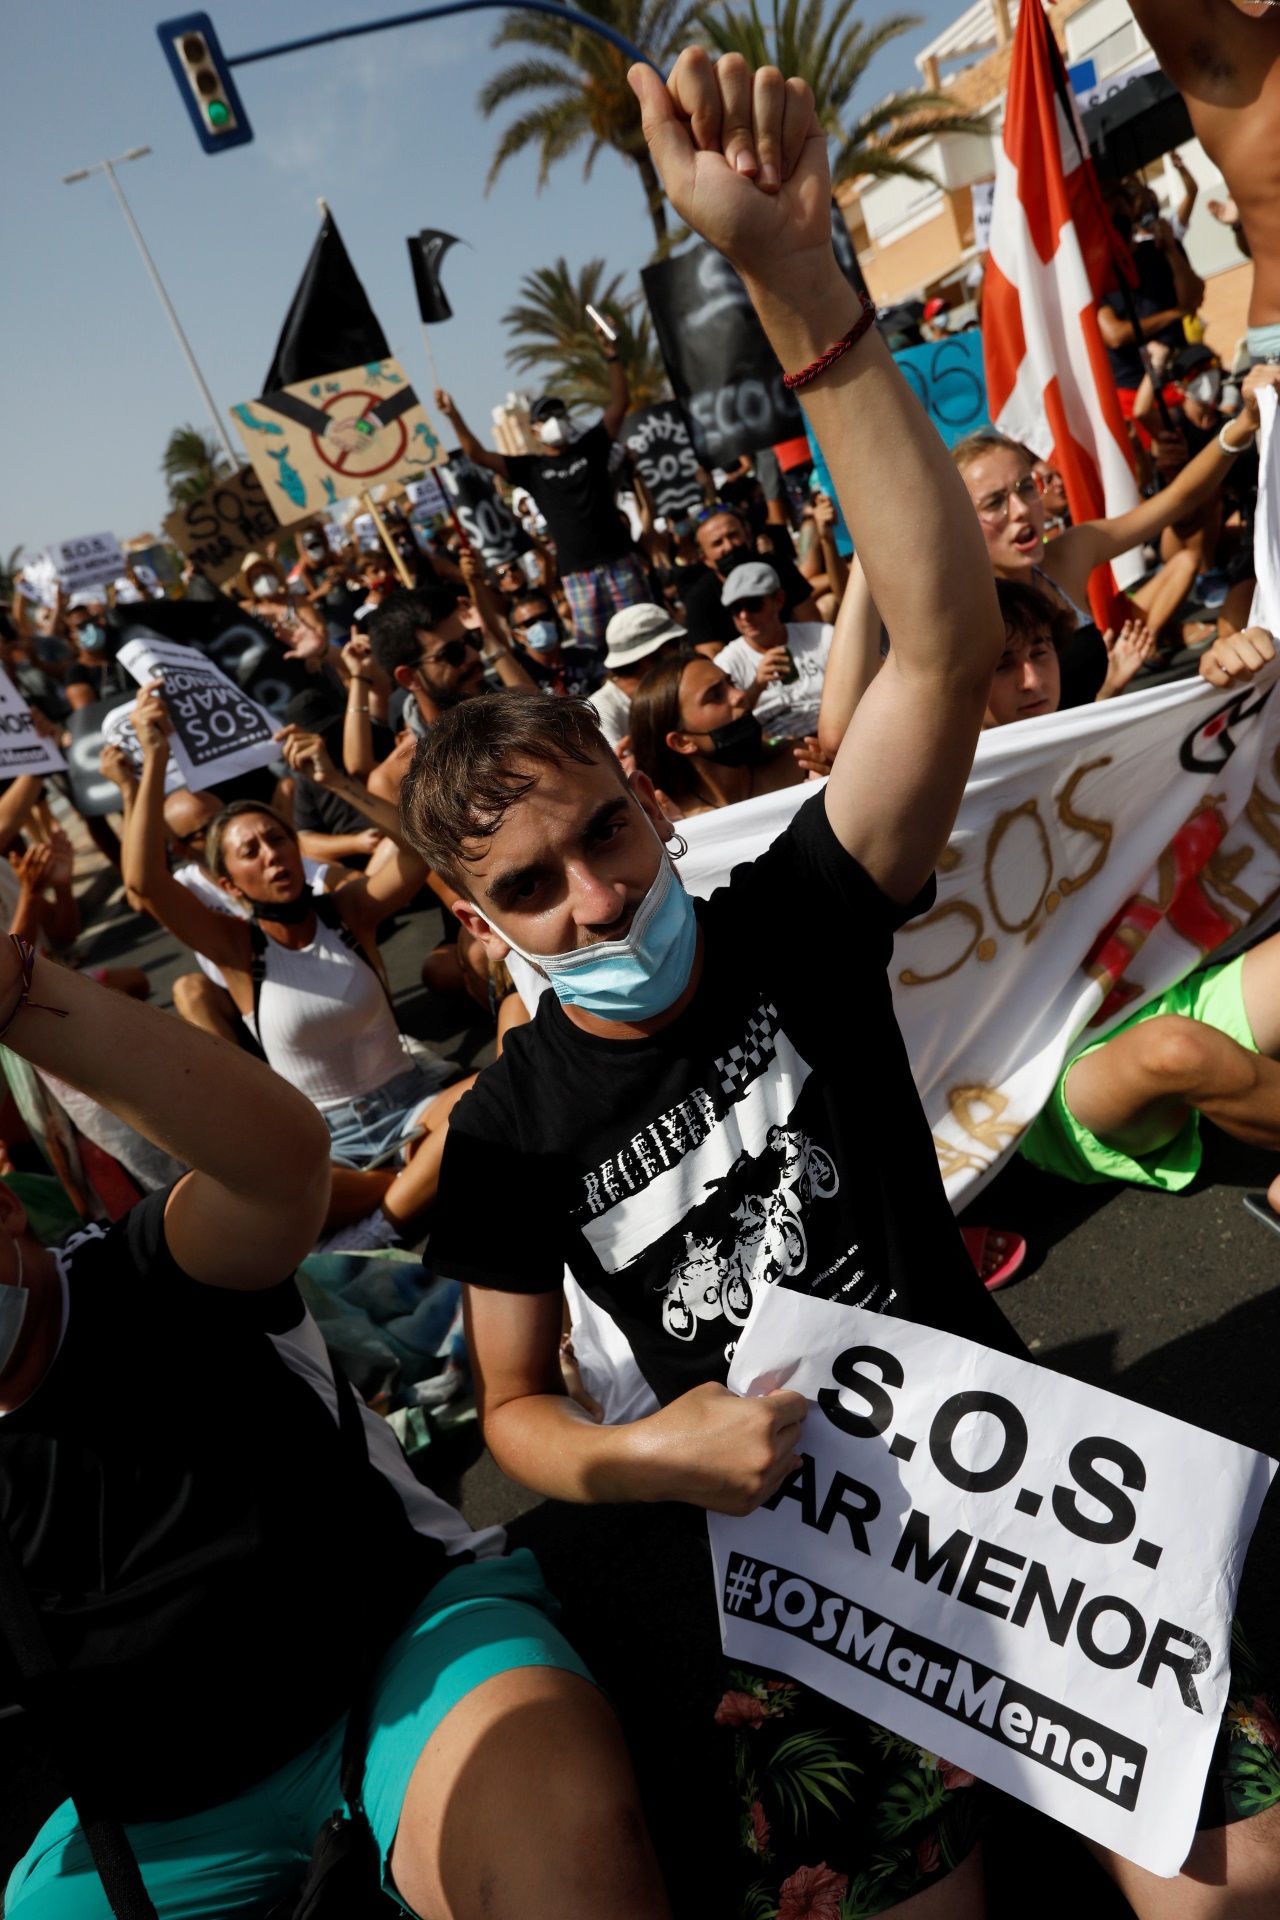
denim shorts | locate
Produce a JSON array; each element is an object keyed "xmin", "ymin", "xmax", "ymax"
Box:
[
  {"xmin": 323, "ymin": 1062, "xmax": 446, "ymax": 1169},
  {"xmin": 5, "ymin": 1550, "xmax": 593, "ymax": 1919}
]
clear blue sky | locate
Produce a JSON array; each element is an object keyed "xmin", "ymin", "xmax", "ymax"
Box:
[{"xmin": 1, "ymin": 0, "xmax": 960, "ymax": 560}]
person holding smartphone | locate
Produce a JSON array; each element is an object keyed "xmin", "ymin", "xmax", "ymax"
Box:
[{"xmin": 715, "ymin": 559, "xmax": 834, "ymax": 738}]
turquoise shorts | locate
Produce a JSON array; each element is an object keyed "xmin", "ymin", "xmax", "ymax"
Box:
[{"xmin": 5, "ymin": 1549, "xmax": 592, "ymax": 1919}]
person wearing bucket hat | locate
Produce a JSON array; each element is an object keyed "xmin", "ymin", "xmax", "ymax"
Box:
[
  {"xmin": 715, "ymin": 560, "xmax": 834, "ymax": 740},
  {"xmin": 590, "ymin": 604, "xmax": 687, "ymax": 751}
]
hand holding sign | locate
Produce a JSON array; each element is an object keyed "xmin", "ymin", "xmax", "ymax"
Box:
[
  {"xmin": 131, "ymin": 680, "xmax": 172, "ymax": 763},
  {"xmin": 642, "ymin": 1379, "xmax": 808, "ymax": 1514}
]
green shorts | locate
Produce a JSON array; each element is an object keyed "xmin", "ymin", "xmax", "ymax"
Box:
[
  {"xmin": 5, "ymin": 1549, "xmax": 593, "ymax": 1920},
  {"xmin": 1021, "ymin": 956, "xmax": 1258, "ymax": 1192}
]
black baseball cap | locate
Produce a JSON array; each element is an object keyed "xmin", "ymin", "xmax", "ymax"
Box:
[{"xmin": 529, "ymin": 394, "xmax": 569, "ymax": 424}]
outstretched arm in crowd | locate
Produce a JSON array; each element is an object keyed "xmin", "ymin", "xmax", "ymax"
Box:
[
  {"xmin": 434, "ymin": 390, "xmax": 510, "ymax": 481},
  {"xmin": 121, "ymin": 685, "xmax": 250, "ymax": 974},
  {"xmin": 0, "ymin": 948, "xmax": 329, "ymax": 1288},
  {"xmin": 632, "ymin": 53, "xmax": 1003, "ymax": 903},
  {"xmin": 599, "ymin": 328, "xmax": 630, "ymax": 441},
  {"xmin": 815, "ymin": 556, "xmax": 885, "ymax": 761},
  {"xmin": 275, "ymin": 725, "xmax": 426, "ymax": 927},
  {"xmin": 0, "ymin": 776, "xmax": 49, "ymax": 859},
  {"xmin": 1046, "ymin": 366, "xmax": 1278, "ymax": 608}
]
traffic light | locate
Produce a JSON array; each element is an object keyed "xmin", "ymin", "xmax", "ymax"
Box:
[{"xmin": 157, "ymin": 12, "xmax": 252, "ymax": 153}]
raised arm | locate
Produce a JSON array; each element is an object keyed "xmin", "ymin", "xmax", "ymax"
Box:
[
  {"xmin": 435, "ymin": 389, "xmax": 510, "ymax": 480},
  {"xmin": 0, "ymin": 947, "xmax": 329, "ymax": 1288},
  {"xmin": 632, "ymin": 50, "xmax": 1002, "ymax": 902},
  {"xmin": 815, "ymin": 556, "xmax": 885, "ymax": 761},
  {"xmin": 121, "ymin": 685, "xmax": 251, "ymax": 973},
  {"xmin": 599, "ymin": 335, "xmax": 630, "ymax": 441}
]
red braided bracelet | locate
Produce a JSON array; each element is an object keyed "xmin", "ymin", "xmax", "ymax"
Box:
[
  {"xmin": 0, "ymin": 936, "xmax": 70, "ymax": 1047},
  {"xmin": 782, "ymin": 289, "xmax": 877, "ymax": 391}
]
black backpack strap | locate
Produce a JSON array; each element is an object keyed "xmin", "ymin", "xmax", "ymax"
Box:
[
  {"xmin": 0, "ymin": 1518, "xmax": 159, "ymax": 1920},
  {"xmin": 248, "ymin": 920, "xmax": 269, "ymax": 1035}
]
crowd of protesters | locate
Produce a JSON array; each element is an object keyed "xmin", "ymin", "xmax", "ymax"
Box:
[{"xmin": 4, "ymin": 27, "xmax": 1280, "ymax": 1920}]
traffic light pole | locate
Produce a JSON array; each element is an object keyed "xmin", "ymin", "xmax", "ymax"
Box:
[
  {"xmin": 64, "ymin": 150, "xmax": 240, "ymax": 468},
  {"xmin": 222, "ymin": 0, "xmax": 656, "ymax": 77}
]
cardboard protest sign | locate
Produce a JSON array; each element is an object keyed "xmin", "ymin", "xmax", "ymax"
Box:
[
  {"xmin": 438, "ymin": 456, "xmax": 527, "ymax": 565},
  {"xmin": 0, "ymin": 668, "xmax": 65, "ymax": 778},
  {"xmin": 232, "ymin": 358, "xmax": 444, "ymax": 525},
  {"xmin": 45, "ymin": 532, "xmax": 125, "ymax": 594},
  {"xmin": 621, "ymin": 404, "xmax": 704, "ymax": 520},
  {"xmin": 117, "ymin": 635, "xmax": 279, "ymax": 792},
  {"xmin": 162, "ymin": 467, "xmax": 280, "ymax": 588},
  {"xmin": 709, "ymin": 1287, "xmax": 1275, "ymax": 1876},
  {"xmin": 405, "ymin": 472, "xmax": 447, "ymax": 516}
]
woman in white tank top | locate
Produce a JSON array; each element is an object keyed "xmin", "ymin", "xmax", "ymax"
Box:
[{"xmin": 122, "ymin": 689, "xmax": 475, "ymax": 1250}]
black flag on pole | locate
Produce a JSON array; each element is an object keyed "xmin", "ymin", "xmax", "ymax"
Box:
[
  {"xmin": 262, "ymin": 209, "xmax": 391, "ymax": 392},
  {"xmin": 407, "ymin": 229, "xmax": 464, "ymax": 325}
]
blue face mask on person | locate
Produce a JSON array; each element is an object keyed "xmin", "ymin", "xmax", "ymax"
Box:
[
  {"xmin": 522, "ymin": 619, "xmax": 560, "ymax": 653},
  {"xmin": 79, "ymin": 623, "xmax": 107, "ymax": 654},
  {"xmin": 481, "ymin": 835, "xmax": 698, "ymax": 1021}
]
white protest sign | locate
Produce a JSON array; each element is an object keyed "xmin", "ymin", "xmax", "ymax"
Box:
[
  {"xmin": 352, "ymin": 513, "xmax": 382, "ymax": 553},
  {"xmin": 46, "ymin": 532, "xmax": 125, "ymax": 594},
  {"xmin": 99, "ymin": 700, "xmax": 185, "ymax": 799},
  {"xmin": 117, "ymin": 635, "xmax": 279, "ymax": 792},
  {"xmin": 405, "ymin": 472, "xmax": 447, "ymax": 516},
  {"xmin": 971, "ymin": 179, "xmax": 995, "ymax": 254},
  {"xmin": 0, "ymin": 669, "xmax": 65, "ymax": 778},
  {"xmin": 709, "ymin": 1287, "xmax": 1275, "ymax": 1877}
]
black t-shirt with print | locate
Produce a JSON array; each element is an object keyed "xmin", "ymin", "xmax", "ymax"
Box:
[
  {"xmin": 0, "ymin": 1189, "xmax": 453, "ymax": 1821},
  {"xmin": 433, "ymin": 795, "xmax": 1017, "ymax": 1408},
  {"xmin": 506, "ymin": 423, "xmax": 631, "ymax": 575},
  {"xmin": 680, "ymin": 533, "xmax": 815, "ymax": 648}
]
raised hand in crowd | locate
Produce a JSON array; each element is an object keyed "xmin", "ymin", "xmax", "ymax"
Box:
[
  {"xmin": 792, "ymin": 734, "xmax": 833, "ymax": 779},
  {"xmin": 1098, "ymin": 618, "xmax": 1158, "ymax": 699},
  {"xmin": 1199, "ymin": 625, "xmax": 1278, "ymax": 690},
  {"xmin": 98, "ymin": 743, "xmax": 139, "ymax": 799}
]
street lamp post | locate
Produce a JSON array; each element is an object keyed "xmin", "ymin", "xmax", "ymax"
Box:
[{"xmin": 62, "ymin": 146, "xmax": 239, "ymax": 468}]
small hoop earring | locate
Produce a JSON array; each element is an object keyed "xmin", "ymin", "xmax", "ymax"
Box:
[{"xmin": 669, "ymin": 832, "xmax": 689, "ymax": 860}]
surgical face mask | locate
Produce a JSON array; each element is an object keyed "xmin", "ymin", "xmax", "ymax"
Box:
[
  {"xmin": 478, "ymin": 835, "xmax": 698, "ymax": 1022},
  {"xmin": 251, "ymin": 574, "xmax": 280, "ymax": 599},
  {"xmin": 522, "ymin": 619, "xmax": 560, "ymax": 653},
  {"xmin": 537, "ymin": 414, "xmax": 569, "ymax": 447},
  {"xmin": 0, "ymin": 1242, "xmax": 28, "ymax": 1378},
  {"xmin": 79, "ymin": 623, "xmax": 107, "ymax": 654},
  {"xmin": 717, "ymin": 541, "xmax": 756, "ymax": 578},
  {"xmin": 1188, "ymin": 370, "xmax": 1223, "ymax": 407},
  {"xmin": 701, "ymin": 711, "xmax": 764, "ymax": 767}
]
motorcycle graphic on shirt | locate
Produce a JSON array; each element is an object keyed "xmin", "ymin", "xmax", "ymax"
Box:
[{"xmin": 658, "ymin": 1126, "xmax": 839, "ymax": 1341}]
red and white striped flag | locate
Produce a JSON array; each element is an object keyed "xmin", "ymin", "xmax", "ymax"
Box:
[{"xmin": 983, "ymin": 0, "xmax": 1141, "ymax": 615}]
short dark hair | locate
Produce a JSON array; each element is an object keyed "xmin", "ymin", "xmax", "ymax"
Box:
[
  {"xmin": 399, "ymin": 689, "xmax": 619, "ymax": 894},
  {"xmin": 995, "ymin": 578, "xmax": 1076, "ymax": 654},
  {"xmin": 367, "ymin": 586, "xmax": 460, "ymax": 677}
]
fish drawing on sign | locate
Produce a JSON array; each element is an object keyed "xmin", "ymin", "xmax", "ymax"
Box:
[
  {"xmin": 232, "ymin": 403, "xmax": 284, "ymax": 437},
  {"xmin": 267, "ymin": 446, "xmax": 307, "ymax": 508},
  {"xmin": 412, "ymin": 422, "xmax": 439, "ymax": 460},
  {"xmin": 321, "ymin": 476, "xmax": 339, "ymax": 504},
  {"xmin": 364, "ymin": 363, "xmax": 401, "ymax": 385}
]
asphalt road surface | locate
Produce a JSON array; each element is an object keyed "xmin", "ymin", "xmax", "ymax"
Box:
[{"xmin": 4, "ymin": 842, "xmax": 1278, "ymax": 1917}]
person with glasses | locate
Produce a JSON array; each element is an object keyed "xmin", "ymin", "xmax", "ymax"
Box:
[
  {"xmin": 952, "ymin": 379, "xmax": 1266, "ymax": 701},
  {"xmin": 368, "ymin": 585, "xmax": 535, "ymax": 743},
  {"xmin": 507, "ymin": 589, "xmax": 599, "ymax": 700},
  {"xmin": 715, "ymin": 559, "xmax": 833, "ymax": 739}
]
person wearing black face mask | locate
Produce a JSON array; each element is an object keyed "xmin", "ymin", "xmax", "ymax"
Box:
[
  {"xmin": 629, "ymin": 648, "xmax": 828, "ymax": 818},
  {"xmin": 679, "ymin": 505, "xmax": 820, "ymax": 652}
]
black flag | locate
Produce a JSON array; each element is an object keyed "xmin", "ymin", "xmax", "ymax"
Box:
[
  {"xmin": 407, "ymin": 229, "xmax": 464, "ymax": 325},
  {"xmin": 262, "ymin": 209, "xmax": 390, "ymax": 392}
]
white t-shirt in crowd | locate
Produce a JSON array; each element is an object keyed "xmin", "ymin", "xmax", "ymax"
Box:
[
  {"xmin": 588, "ymin": 678, "xmax": 631, "ymax": 752},
  {"xmin": 716, "ymin": 621, "xmax": 834, "ymax": 740}
]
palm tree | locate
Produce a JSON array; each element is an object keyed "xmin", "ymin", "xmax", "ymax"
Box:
[
  {"xmin": 161, "ymin": 425, "xmax": 233, "ymax": 507},
  {"xmin": 503, "ymin": 258, "xmax": 672, "ymax": 411},
  {"xmin": 478, "ymin": 0, "xmax": 695, "ymax": 252},
  {"xmin": 695, "ymin": 0, "xmax": 992, "ymax": 189}
]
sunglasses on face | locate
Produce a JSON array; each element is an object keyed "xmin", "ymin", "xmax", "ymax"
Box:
[{"xmin": 423, "ymin": 635, "xmax": 483, "ymax": 669}]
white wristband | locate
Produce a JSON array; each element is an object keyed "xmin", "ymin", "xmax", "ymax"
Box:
[{"xmin": 1219, "ymin": 421, "xmax": 1255, "ymax": 456}]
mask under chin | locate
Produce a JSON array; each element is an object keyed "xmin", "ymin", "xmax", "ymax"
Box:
[{"xmin": 705, "ymin": 712, "xmax": 764, "ymax": 767}]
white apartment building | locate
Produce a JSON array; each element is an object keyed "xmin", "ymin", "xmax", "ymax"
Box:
[{"xmin": 840, "ymin": 0, "xmax": 1251, "ymax": 357}]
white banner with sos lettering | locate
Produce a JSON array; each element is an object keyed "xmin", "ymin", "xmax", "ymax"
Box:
[
  {"xmin": 118, "ymin": 635, "xmax": 279, "ymax": 792},
  {"xmin": 709, "ymin": 1286, "xmax": 1276, "ymax": 1876}
]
